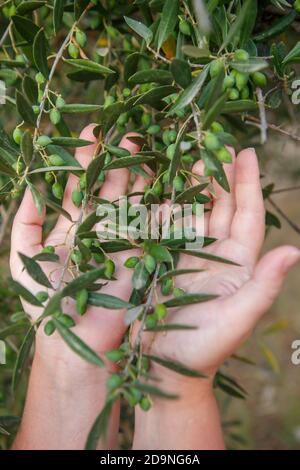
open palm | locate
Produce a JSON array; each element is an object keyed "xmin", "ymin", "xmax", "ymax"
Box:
[
  {"xmin": 10, "ymin": 125, "xmax": 145, "ymax": 365},
  {"xmin": 147, "ymin": 148, "xmax": 299, "ymax": 379}
]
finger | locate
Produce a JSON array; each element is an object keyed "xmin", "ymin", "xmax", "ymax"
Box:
[
  {"xmin": 130, "ymin": 173, "xmax": 152, "ymax": 204},
  {"xmin": 59, "ymin": 124, "xmax": 98, "ymax": 223},
  {"xmin": 222, "ymin": 246, "xmax": 300, "ymax": 343},
  {"xmin": 99, "ymin": 133, "xmax": 141, "ymax": 202},
  {"xmin": 230, "ymin": 148, "xmax": 265, "ymax": 264},
  {"xmin": 209, "ymin": 147, "xmax": 236, "ymax": 240},
  {"xmin": 10, "ymin": 187, "xmax": 45, "ymax": 278},
  {"xmin": 191, "ymin": 160, "xmax": 211, "ymax": 237}
]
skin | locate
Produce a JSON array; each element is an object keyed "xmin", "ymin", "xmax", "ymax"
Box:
[{"xmin": 10, "ymin": 125, "xmax": 299, "ymax": 450}]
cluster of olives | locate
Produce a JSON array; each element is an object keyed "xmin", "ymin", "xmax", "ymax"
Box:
[
  {"xmin": 67, "ymin": 29, "xmax": 87, "ymax": 58},
  {"xmin": 203, "ymin": 121, "xmax": 232, "ymax": 164},
  {"xmin": 210, "ymin": 49, "xmax": 267, "ymax": 102}
]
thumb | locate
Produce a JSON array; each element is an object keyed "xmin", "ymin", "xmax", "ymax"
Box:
[
  {"xmin": 223, "ymin": 246, "xmax": 300, "ymax": 341},
  {"xmin": 10, "ymin": 187, "xmax": 45, "ymax": 278}
]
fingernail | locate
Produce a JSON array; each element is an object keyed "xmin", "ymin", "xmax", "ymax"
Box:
[
  {"xmin": 283, "ymin": 249, "xmax": 300, "ymax": 272},
  {"xmin": 248, "ymin": 147, "xmax": 256, "ymax": 153}
]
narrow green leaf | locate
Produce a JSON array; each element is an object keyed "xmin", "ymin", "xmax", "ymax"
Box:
[
  {"xmin": 0, "ymin": 324, "xmax": 28, "ymax": 341},
  {"xmin": 21, "ymin": 130, "xmax": 33, "ymax": 166},
  {"xmin": 9, "ymin": 280, "xmax": 43, "ymax": 307},
  {"xmin": 74, "ymin": 0, "xmax": 90, "ymax": 20},
  {"xmin": 86, "ymin": 153, "xmax": 106, "ymax": 191},
  {"xmin": 0, "ymin": 154, "xmax": 17, "ymax": 177},
  {"xmin": 133, "ymin": 85, "xmax": 176, "ymax": 107},
  {"xmin": 131, "ymin": 381, "xmax": 178, "ymax": 399},
  {"xmin": 202, "ymin": 92, "xmax": 228, "ymax": 130},
  {"xmin": 16, "ymin": 1, "xmax": 46, "ymax": 14},
  {"xmin": 158, "ymin": 268, "xmax": 205, "ymax": 282},
  {"xmin": 219, "ymin": 0, "xmax": 252, "ymax": 51},
  {"xmin": 53, "ymin": 0, "xmax": 65, "ymax": 34},
  {"xmin": 168, "ymin": 67, "xmax": 209, "ymax": 114},
  {"xmin": 16, "ymin": 91, "xmax": 36, "ymax": 126},
  {"xmin": 129, "ymin": 69, "xmax": 172, "ymax": 85},
  {"xmin": 170, "ymin": 59, "xmax": 192, "ymax": 89},
  {"xmin": 44, "ymin": 196, "xmax": 73, "ymax": 222},
  {"xmin": 50, "ymin": 137, "xmax": 93, "ymax": 147},
  {"xmin": 253, "ymin": 11, "xmax": 297, "ymax": 42},
  {"xmin": 33, "ymin": 29, "xmax": 49, "ymax": 78},
  {"xmin": 132, "ymin": 261, "xmax": 149, "ymax": 290},
  {"xmin": 103, "ymin": 155, "xmax": 154, "ymax": 171},
  {"xmin": 85, "ymin": 400, "xmax": 114, "ymax": 450},
  {"xmin": 60, "ymin": 104, "xmax": 102, "ymax": 113},
  {"xmin": 18, "ymin": 253, "xmax": 52, "ymax": 289},
  {"xmin": 124, "ymin": 16, "xmax": 153, "ymax": 46},
  {"xmin": 88, "ymin": 293, "xmax": 132, "ymax": 310},
  {"xmin": 221, "ymin": 100, "xmax": 257, "ymax": 114},
  {"xmin": 149, "ymin": 244, "xmax": 172, "ymax": 263},
  {"xmin": 168, "ymin": 119, "xmax": 190, "ymax": 184},
  {"xmin": 28, "ymin": 184, "xmax": 44, "ymax": 217},
  {"xmin": 171, "ymin": 248, "xmax": 240, "ymax": 266},
  {"xmin": 22, "ymin": 75, "xmax": 38, "ymax": 104},
  {"xmin": 12, "ymin": 15, "xmax": 39, "ymax": 43},
  {"xmin": 164, "ymin": 293, "xmax": 218, "ymax": 307},
  {"xmin": 230, "ymin": 58, "xmax": 268, "ymax": 73},
  {"xmin": 157, "ymin": 0, "xmax": 179, "ymax": 51},
  {"xmin": 283, "ymin": 41, "xmax": 300, "ymax": 64},
  {"xmin": 33, "ymin": 253, "xmax": 59, "ymax": 262},
  {"xmin": 53, "ymin": 319, "xmax": 104, "ymax": 367},
  {"xmin": 145, "ymin": 323, "xmax": 198, "ymax": 332},
  {"xmin": 65, "ymin": 59, "xmax": 115, "ymax": 75},
  {"xmin": 12, "ymin": 326, "xmax": 35, "ymax": 391},
  {"xmin": 144, "ymin": 354, "xmax": 206, "ymax": 378},
  {"xmin": 62, "ymin": 268, "xmax": 109, "ymax": 297},
  {"xmin": 175, "ymin": 183, "xmax": 208, "ymax": 204}
]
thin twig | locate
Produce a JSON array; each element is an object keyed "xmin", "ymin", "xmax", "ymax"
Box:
[
  {"xmin": 268, "ymin": 197, "xmax": 300, "ymax": 236},
  {"xmin": 272, "ymin": 185, "xmax": 300, "ymax": 195},
  {"xmin": 256, "ymin": 87, "xmax": 268, "ymax": 144},
  {"xmin": 0, "ymin": 22, "xmax": 11, "ymax": 48},
  {"xmin": 246, "ymin": 116, "xmax": 300, "ymax": 143}
]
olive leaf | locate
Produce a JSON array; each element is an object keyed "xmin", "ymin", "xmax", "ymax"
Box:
[
  {"xmin": 18, "ymin": 253, "xmax": 52, "ymax": 289},
  {"xmin": 85, "ymin": 400, "xmax": 115, "ymax": 450},
  {"xmin": 33, "ymin": 29, "xmax": 49, "ymax": 79},
  {"xmin": 88, "ymin": 293, "xmax": 132, "ymax": 310},
  {"xmin": 12, "ymin": 325, "xmax": 35, "ymax": 391},
  {"xmin": 124, "ymin": 16, "xmax": 153, "ymax": 46},
  {"xmin": 144, "ymin": 354, "xmax": 206, "ymax": 378},
  {"xmin": 157, "ymin": 0, "xmax": 180, "ymax": 51}
]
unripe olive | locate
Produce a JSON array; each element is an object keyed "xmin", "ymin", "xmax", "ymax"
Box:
[
  {"xmin": 251, "ymin": 71, "xmax": 267, "ymax": 88},
  {"xmin": 56, "ymin": 96, "xmax": 66, "ymax": 109},
  {"xmin": 154, "ymin": 303, "xmax": 167, "ymax": 320},
  {"xmin": 52, "ymin": 181, "xmax": 63, "ymax": 200},
  {"xmin": 152, "ymin": 179, "xmax": 163, "ymax": 197},
  {"xmin": 44, "ymin": 320, "xmax": 56, "ymax": 336},
  {"xmin": 106, "ymin": 373, "xmax": 123, "ymax": 390},
  {"xmin": 92, "ymin": 252, "xmax": 103, "ymax": 264},
  {"xmin": 48, "ymin": 154, "xmax": 64, "ymax": 166},
  {"xmin": 45, "ymin": 172, "xmax": 54, "ymax": 184},
  {"xmin": 98, "ymin": 170, "xmax": 105, "ymax": 183},
  {"xmin": 144, "ymin": 254, "xmax": 156, "ymax": 274},
  {"xmin": 240, "ymin": 86, "xmax": 250, "ymax": 99},
  {"xmin": 223, "ymin": 74, "xmax": 235, "ymax": 90},
  {"xmin": 13, "ymin": 127, "xmax": 23, "ymax": 144},
  {"xmin": 210, "ymin": 59, "xmax": 224, "ymax": 78},
  {"xmin": 141, "ymin": 356, "xmax": 150, "ymax": 372},
  {"xmin": 215, "ymin": 147, "xmax": 232, "ymax": 163},
  {"xmin": 104, "ymin": 95, "xmax": 115, "ymax": 108},
  {"xmin": 105, "ymin": 349, "xmax": 124, "ymax": 362},
  {"xmin": 79, "ymin": 173, "xmax": 87, "ymax": 189},
  {"xmin": 234, "ymin": 49, "xmax": 249, "ymax": 62},
  {"xmin": 82, "ymin": 238, "xmax": 93, "ymax": 248},
  {"xmin": 140, "ymin": 396, "xmax": 151, "ymax": 412},
  {"xmin": 75, "ymin": 29, "xmax": 87, "ymax": 47},
  {"xmin": 124, "ymin": 256, "xmax": 139, "ymax": 268},
  {"xmin": 15, "ymin": 53, "xmax": 25, "ymax": 63},
  {"xmin": 106, "ymin": 25, "xmax": 119, "ymax": 39},
  {"xmin": 76, "ymin": 289, "xmax": 88, "ymax": 316},
  {"xmin": 145, "ymin": 314, "xmax": 158, "ymax": 329},
  {"xmin": 235, "ymin": 71, "xmax": 249, "ymax": 91},
  {"xmin": 122, "ymin": 87, "xmax": 131, "ymax": 98},
  {"xmin": 295, "ymin": 0, "xmax": 300, "ymax": 12},
  {"xmin": 166, "ymin": 143, "xmax": 176, "ymax": 160},
  {"xmin": 36, "ymin": 291, "xmax": 49, "ymax": 303},
  {"xmin": 168, "ymin": 130, "xmax": 177, "ymax": 143},
  {"xmin": 161, "ymin": 278, "xmax": 173, "ymax": 296},
  {"xmin": 147, "ymin": 124, "xmax": 160, "ymax": 135},
  {"xmin": 35, "ymin": 72, "xmax": 45, "ymax": 85},
  {"xmin": 104, "ymin": 259, "xmax": 115, "ymax": 278},
  {"xmin": 228, "ymin": 88, "xmax": 239, "ymax": 101},
  {"xmin": 50, "ymin": 108, "xmax": 61, "ymax": 125},
  {"xmin": 162, "ymin": 130, "xmax": 171, "ymax": 146},
  {"xmin": 173, "ymin": 175, "xmax": 185, "ymax": 192},
  {"xmin": 211, "ymin": 121, "xmax": 224, "ymax": 133},
  {"xmin": 72, "ymin": 189, "xmax": 84, "ymax": 208},
  {"xmin": 174, "ymin": 287, "xmax": 185, "ymax": 297},
  {"xmin": 182, "ymin": 154, "xmax": 194, "ymax": 164},
  {"xmin": 12, "ymin": 161, "xmax": 24, "ymax": 174},
  {"xmin": 11, "ymin": 188, "xmax": 22, "ymax": 199},
  {"xmin": 203, "ymin": 132, "xmax": 221, "ymax": 151},
  {"xmin": 71, "ymin": 249, "xmax": 82, "ymax": 264},
  {"xmin": 36, "ymin": 135, "xmax": 52, "ymax": 147},
  {"xmin": 33, "ymin": 105, "xmax": 40, "ymax": 114},
  {"xmin": 141, "ymin": 112, "xmax": 151, "ymax": 128},
  {"xmin": 179, "ymin": 20, "xmax": 191, "ymax": 36},
  {"xmin": 117, "ymin": 112, "xmax": 129, "ymax": 126},
  {"xmin": 42, "ymin": 245, "xmax": 55, "ymax": 253},
  {"xmin": 58, "ymin": 313, "xmax": 76, "ymax": 328},
  {"xmin": 68, "ymin": 43, "xmax": 79, "ymax": 58}
]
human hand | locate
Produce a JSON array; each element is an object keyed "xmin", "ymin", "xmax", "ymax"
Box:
[{"xmin": 143, "ymin": 147, "xmax": 300, "ymax": 385}]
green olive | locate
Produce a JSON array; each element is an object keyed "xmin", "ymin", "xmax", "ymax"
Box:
[
  {"xmin": 52, "ymin": 182, "xmax": 64, "ymax": 200},
  {"xmin": 234, "ymin": 49, "xmax": 249, "ymax": 62},
  {"xmin": 204, "ymin": 132, "xmax": 221, "ymax": 151}
]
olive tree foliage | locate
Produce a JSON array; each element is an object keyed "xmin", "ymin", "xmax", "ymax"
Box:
[{"xmin": 0, "ymin": 0, "xmax": 300, "ymax": 448}]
